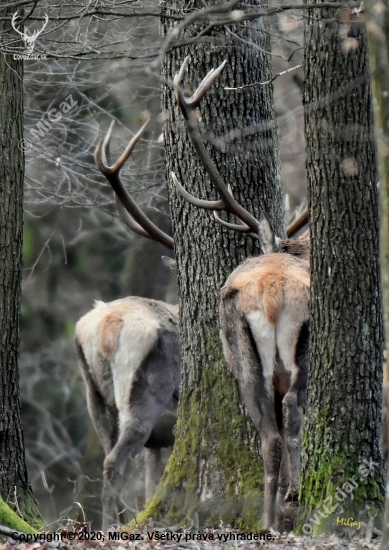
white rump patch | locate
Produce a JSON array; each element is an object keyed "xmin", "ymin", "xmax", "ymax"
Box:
[{"xmin": 246, "ymin": 310, "xmax": 276, "ymax": 393}]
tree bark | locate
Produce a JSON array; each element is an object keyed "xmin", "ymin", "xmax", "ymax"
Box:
[
  {"xmin": 300, "ymin": 0, "xmax": 385, "ymax": 534},
  {"xmin": 137, "ymin": 0, "xmax": 285, "ymax": 529},
  {"xmin": 0, "ymin": 8, "xmax": 41, "ymax": 527}
]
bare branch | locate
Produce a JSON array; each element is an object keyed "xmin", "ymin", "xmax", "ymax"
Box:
[{"xmin": 225, "ymin": 64, "xmax": 302, "ymax": 91}]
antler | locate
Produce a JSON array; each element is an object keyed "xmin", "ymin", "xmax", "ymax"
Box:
[
  {"xmin": 95, "ymin": 121, "xmax": 174, "ymax": 251},
  {"xmin": 11, "ymin": 12, "xmax": 24, "ymax": 36},
  {"xmin": 286, "ymin": 207, "xmax": 308, "ymax": 238},
  {"xmin": 11, "ymin": 12, "xmax": 49, "ymax": 38},
  {"xmin": 172, "ymin": 57, "xmax": 266, "ymax": 237},
  {"xmin": 172, "ymin": 58, "xmax": 309, "ymax": 241},
  {"xmin": 32, "ymin": 14, "xmax": 49, "ymax": 38},
  {"xmin": 172, "ymin": 57, "xmax": 262, "ymax": 237}
]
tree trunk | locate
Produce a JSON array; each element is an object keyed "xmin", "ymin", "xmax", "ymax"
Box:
[
  {"xmin": 365, "ymin": 1, "xmax": 389, "ymax": 547},
  {"xmin": 137, "ymin": 0, "xmax": 284, "ymax": 529},
  {"xmin": 0, "ymin": 10, "xmax": 41, "ymax": 527},
  {"xmin": 299, "ymin": 1, "xmax": 384, "ymax": 534}
]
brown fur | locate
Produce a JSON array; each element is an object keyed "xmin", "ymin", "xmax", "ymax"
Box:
[
  {"xmin": 100, "ymin": 310, "xmax": 124, "ymax": 357},
  {"xmin": 225, "ymin": 254, "xmax": 310, "ymax": 325}
]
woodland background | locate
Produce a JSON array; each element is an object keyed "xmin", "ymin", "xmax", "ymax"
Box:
[{"xmin": 15, "ymin": 4, "xmax": 307, "ymax": 528}]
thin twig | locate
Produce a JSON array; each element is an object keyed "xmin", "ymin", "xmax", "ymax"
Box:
[{"xmin": 225, "ymin": 64, "xmax": 302, "ymax": 91}]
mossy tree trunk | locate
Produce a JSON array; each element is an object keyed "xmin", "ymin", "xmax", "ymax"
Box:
[
  {"xmin": 0, "ymin": 7, "xmax": 41, "ymax": 528},
  {"xmin": 137, "ymin": 0, "xmax": 284, "ymax": 530},
  {"xmin": 299, "ymin": 0, "xmax": 385, "ymax": 534},
  {"xmin": 365, "ymin": 1, "xmax": 389, "ymax": 547}
]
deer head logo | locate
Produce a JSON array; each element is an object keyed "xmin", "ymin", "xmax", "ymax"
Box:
[{"xmin": 11, "ymin": 12, "xmax": 49, "ymax": 55}]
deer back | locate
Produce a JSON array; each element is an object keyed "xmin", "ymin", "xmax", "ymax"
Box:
[{"xmin": 75, "ymin": 297, "xmax": 179, "ymax": 424}]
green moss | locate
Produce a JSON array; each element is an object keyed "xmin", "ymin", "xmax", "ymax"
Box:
[
  {"xmin": 0, "ymin": 498, "xmax": 37, "ymax": 534},
  {"xmin": 132, "ymin": 331, "xmax": 264, "ymax": 530},
  {"xmin": 297, "ymin": 413, "xmax": 383, "ymax": 534},
  {"xmin": 18, "ymin": 493, "xmax": 44, "ymax": 530}
]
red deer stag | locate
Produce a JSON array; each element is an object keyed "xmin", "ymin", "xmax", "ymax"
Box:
[
  {"xmin": 75, "ymin": 122, "xmax": 180, "ymax": 531},
  {"xmin": 171, "ymin": 58, "xmax": 310, "ymax": 533}
]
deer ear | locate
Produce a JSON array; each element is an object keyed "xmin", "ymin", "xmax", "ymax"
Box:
[{"xmin": 258, "ymin": 212, "xmax": 277, "ymax": 253}]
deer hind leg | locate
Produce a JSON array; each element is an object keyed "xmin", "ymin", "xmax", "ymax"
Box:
[
  {"xmin": 274, "ymin": 394, "xmax": 290, "ymax": 533},
  {"xmin": 244, "ymin": 311, "xmax": 282, "ymax": 533},
  {"xmin": 102, "ymin": 330, "xmax": 179, "ymax": 531},
  {"xmin": 237, "ymin": 368, "xmax": 282, "ymax": 533},
  {"xmin": 144, "ymin": 448, "xmax": 164, "ymax": 501},
  {"xmin": 76, "ymin": 341, "xmax": 118, "ymax": 456},
  {"xmin": 143, "ymin": 410, "xmax": 177, "ymax": 501},
  {"xmin": 85, "ymin": 381, "xmax": 118, "ymax": 456},
  {"xmin": 222, "ymin": 301, "xmax": 282, "ymax": 532},
  {"xmin": 101, "ymin": 402, "xmax": 166, "ymax": 530},
  {"xmin": 279, "ymin": 384, "xmax": 305, "ymax": 532},
  {"xmin": 276, "ymin": 318, "xmax": 309, "ymax": 529}
]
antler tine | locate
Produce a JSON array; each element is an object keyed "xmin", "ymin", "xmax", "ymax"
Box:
[
  {"xmin": 41, "ymin": 14, "xmax": 49, "ymax": 30},
  {"xmin": 173, "ymin": 169, "xmax": 257, "ymax": 236},
  {"xmin": 171, "ymin": 172, "xmax": 226, "ymax": 211},
  {"xmin": 173, "ymin": 170, "xmax": 258, "ymax": 238},
  {"xmin": 30, "ymin": 13, "xmax": 49, "ymax": 37},
  {"xmin": 173, "ymin": 59, "xmax": 261, "ymax": 235},
  {"xmin": 98, "ymin": 119, "xmax": 150, "ymax": 174},
  {"xmin": 213, "ymin": 211, "xmax": 251, "ymax": 233},
  {"xmin": 174, "ymin": 57, "xmax": 227, "ymax": 108},
  {"xmin": 111, "ymin": 120, "xmax": 150, "ymax": 173},
  {"xmin": 95, "ymin": 122, "xmax": 174, "ymax": 251},
  {"xmin": 11, "ymin": 11, "xmax": 23, "ymax": 35},
  {"xmin": 286, "ymin": 206, "xmax": 309, "ymax": 238},
  {"xmin": 214, "ymin": 208, "xmax": 309, "ymax": 242},
  {"xmin": 189, "ymin": 63, "xmax": 227, "ymax": 106},
  {"xmin": 98, "ymin": 120, "xmax": 115, "ymax": 169},
  {"xmin": 212, "ymin": 183, "xmax": 257, "ymax": 236},
  {"xmin": 114, "ymin": 195, "xmax": 157, "ymax": 241},
  {"xmin": 174, "ymin": 56, "xmax": 189, "ymax": 89}
]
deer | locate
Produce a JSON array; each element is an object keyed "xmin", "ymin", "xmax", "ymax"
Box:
[
  {"xmin": 75, "ymin": 121, "xmax": 180, "ymax": 532},
  {"xmin": 171, "ymin": 58, "xmax": 310, "ymax": 533}
]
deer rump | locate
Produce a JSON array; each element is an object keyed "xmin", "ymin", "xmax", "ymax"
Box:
[
  {"xmin": 75, "ymin": 296, "xmax": 180, "ymax": 525},
  {"xmin": 220, "ymin": 253, "xmax": 310, "ymax": 532},
  {"xmin": 221, "ymin": 254, "xmax": 310, "ymax": 378}
]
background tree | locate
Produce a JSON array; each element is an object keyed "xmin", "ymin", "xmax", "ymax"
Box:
[
  {"xmin": 0, "ymin": 9, "xmax": 41, "ymax": 526},
  {"xmin": 137, "ymin": 0, "xmax": 286, "ymax": 529},
  {"xmin": 300, "ymin": 0, "xmax": 384, "ymax": 533},
  {"xmin": 366, "ymin": 0, "xmax": 389, "ymax": 547}
]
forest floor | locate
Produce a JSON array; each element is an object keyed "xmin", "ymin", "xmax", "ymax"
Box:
[{"xmin": 0, "ymin": 528, "xmax": 382, "ymax": 550}]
